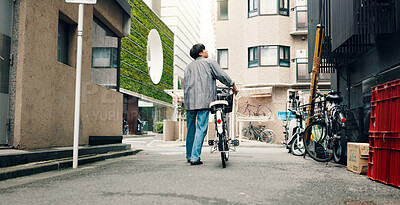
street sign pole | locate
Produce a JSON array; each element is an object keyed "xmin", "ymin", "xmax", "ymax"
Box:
[
  {"xmin": 73, "ymin": 3, "xmax": 84, "ymax": 169},
  {"xmin": 66, "ymin": 0, "xmax": 96, "ymax": 169}
]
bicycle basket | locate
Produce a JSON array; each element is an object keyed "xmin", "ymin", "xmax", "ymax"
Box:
[
  {"xmin": 298, "ymin": 101, "xmax": 325, "ymax": 120},
  {"xmin": 221, "ymin": 94, "xmax": 233, "ymax": 113}
]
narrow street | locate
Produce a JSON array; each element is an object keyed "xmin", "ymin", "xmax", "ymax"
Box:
[{"xmin": 0, "ymin": 137, "xmax": 399, "ymax": 204}]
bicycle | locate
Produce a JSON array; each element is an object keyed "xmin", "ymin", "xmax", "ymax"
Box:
[
  {"xmin": 242, "ymin": 123, "xmax": 276, "ymax": 143},
  {"xmin": 302, "ymin": 91, "xmax": 347, "ymax": 163},
  {"xmin": 237, "ymin": 100, "xmax": 272, "ymax": 120},
  {"xmin": 209, "ymin": 87, "xmax": 239, "ymax": 168},
  {"xmin": 283, "ymin": 92, "xmax": 305, "ymax": 155}
]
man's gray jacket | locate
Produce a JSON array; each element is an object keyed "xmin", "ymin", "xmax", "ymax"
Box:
[{"xmin": 183, "ymin": 57, "xmax": 234, "ymax": 110}]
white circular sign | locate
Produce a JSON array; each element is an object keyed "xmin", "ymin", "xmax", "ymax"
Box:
[{"xmin": 147, "ymin": 29, "xmax": 163, "ymax": 84}]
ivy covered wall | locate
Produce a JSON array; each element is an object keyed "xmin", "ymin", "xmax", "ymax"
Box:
[{"xmin": 121, "ymin": 0, "xmax": 174, "ymax": 103}]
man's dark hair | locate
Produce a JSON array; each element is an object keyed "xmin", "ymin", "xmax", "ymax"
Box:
[{"xmin": 190, "ymin": 43, "xmax": 205, "ymax": 59}]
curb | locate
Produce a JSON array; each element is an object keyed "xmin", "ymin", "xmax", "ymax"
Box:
[{"xmin": 0, "ymin": 149, "xmax": 142, "ymax": 181}]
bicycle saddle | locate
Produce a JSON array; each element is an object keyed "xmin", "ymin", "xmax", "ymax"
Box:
[
  {"xmin": 209, "ymin": 100, "xmax": 228, "ymax": 108},
  {"xmin": 326, "ymin": 93, "xmax": 342, "ymax": 103}
]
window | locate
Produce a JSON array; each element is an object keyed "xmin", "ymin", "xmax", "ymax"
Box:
[
  {"xmin": 296, "ymin": 6, "xmax": 307, "ymax": 30},
  {"xmin": 279, "ymin": 46, "xmax": 290, "ymax": 67},
  {"xmin": 217, "ymin": 49, "xmax": 229, "ymax": 69},
  {"xmin": 248, "ymin": 0, "xmax": 258, "ymax": 17},
  {"xmin": 260, "ymin": 0, "xmax": 277, "ymax": 15},
  {"xmin": 57, "ymin": 19, "xmax": 70, "ymax": 65},
  {"xmin": 279, "ymin": 0, "xmax": 289, "ymax": 16},
  {"xmin": 260, "ymin": 46, "xmax": 278, "ymax": 66},
  {"xmin": 250, "ymin": 45, "xmax": 290, "ymax": 67},
  {"xmin": 248, "ymin": 47, "xmax": 259, "ymax": 67},
  {"xmin": 91, "ymin": 17, "xmax": 120, "ymax": 90},
  {"xmin": 248, "ymin": 0, "xmax": 289, "ymax": 17},
  {"xmin": 218, "ymin": 0, "xmax": 228, "ymax": 20},
  {"xmin": 92, "ymin": 47, "xmax": 118, "ymax": 68}
]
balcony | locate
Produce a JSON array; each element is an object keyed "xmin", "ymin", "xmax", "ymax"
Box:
[
  {"xmin": 290, "ymin": 6, "xmax": 308, "ymax": 36},
  {"xmin": 296, "ymin": 58, "xmax": 331, "ymax": 82}
]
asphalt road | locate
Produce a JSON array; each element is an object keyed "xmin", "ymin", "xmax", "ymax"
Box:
[{"xmin": 0, "ymin": 137, "xmax": 399, "ymax": 204}]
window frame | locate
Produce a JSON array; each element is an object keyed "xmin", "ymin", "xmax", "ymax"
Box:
[
  {"xmin": 217, "ymin": 49, "xmax": 229, "ymax": 70},
  {"xmin": 217, "ymin": 0, "xmax": 229, "ymax": 20},
  {"xmin": 248, "ymin": 46, "xmax": 259, "ymax": 68},
  {"xmin": 249, "ymin": 45, "xmax": 290, "ymax": 68},
  {"xmin": 278, "ymin": 0, "xmax": 289, "ymax": 16},
  {"xmin": 279, "ymin": 46, "xmax": 290, "ymax": 67},
  {"xmin": 57, "ymin": 18, "xmax": 70, "ymax": 65},
  {"xmin": 91, "ymin": 16, "xmax": 121, "ymax": 91},
  {"xmin": 248, "ymin": 0, "xmax": 289, "ymax": 18}
]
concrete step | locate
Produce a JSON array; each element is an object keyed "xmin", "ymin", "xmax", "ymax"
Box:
[
  {"xmin": 0, "ymin": 144, "xmax": 132, "ymax": 168},
  {"xmin": 0, "ymin": 149, "xmax": 142, "ymax": 181}
]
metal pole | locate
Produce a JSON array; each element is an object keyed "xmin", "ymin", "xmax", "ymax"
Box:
[{"xmin": 73, "ymin": 3, "xmax": 84, "ymax": 169}]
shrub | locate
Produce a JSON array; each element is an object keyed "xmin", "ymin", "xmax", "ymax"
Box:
[{"xmin": 156, "ymin": 121, "xmax": 163, "ymax": 133}]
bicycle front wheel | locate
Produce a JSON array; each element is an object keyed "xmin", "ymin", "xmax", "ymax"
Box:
[
  {"xmin": 291, "ymin": 135, "xmax": 305, "ymax": 156},
  {"xmin": 303, "ymin": 121, "xmax": 332, "ymax": 162},
  {"xmin": 257, "ymin": 107, "xmax": 273, "ymax": 119},
  {"xmin": 261, "ymin": 129, "xmax": 276, "ymax": 143}
]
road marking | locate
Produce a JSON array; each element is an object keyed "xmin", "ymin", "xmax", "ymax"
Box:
[{"xmin": 160, "ymin": 152, "xmax": 184, "ymax": 155}]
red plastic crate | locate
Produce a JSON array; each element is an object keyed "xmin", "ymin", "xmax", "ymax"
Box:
[
  {"xmin": 371, "ymin": 79, "xmax": 400, "ymax": 102},
  {"xmin": 369, "ymin": 148, "xmax": 390, "ymax": 183},
  {"xmin": 369, "ymin": 133, "xmax": 400, "ymax": 150},
  {"xmin": 370, "ymin": 79, "xmax": 400, "ymax": 133},
  {"xmin": 388, "ymin": 150, "xmax": 400, "ymax": 188}
]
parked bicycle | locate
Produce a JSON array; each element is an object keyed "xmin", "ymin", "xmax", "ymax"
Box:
[
  {"xmin": 283, "ymin": 92, "xmax": 305, "ymax": 156},
  {"xmin": 209, "ymin": 87, "xmax": 239, "ymax": 168},
  {"xmin": 237, "ymin": 100, "xmax": 273, "ymax": 120},
  {"xmin": 242, "ymin": 122, "xmax": 276, "ymax": 144},
  {"xmin": 302, "ymin": 91, "xmax": 347, "ymax": 163}
]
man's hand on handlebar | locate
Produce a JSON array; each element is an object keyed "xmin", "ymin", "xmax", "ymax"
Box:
[{"xmin": 232, "ymin": 84, "xmax": 238, "ymax": 95}]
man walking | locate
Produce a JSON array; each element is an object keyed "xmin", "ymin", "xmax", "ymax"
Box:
[{"xmin": 184, "ymin": 43, "xmax": 238, "ymax": 165}]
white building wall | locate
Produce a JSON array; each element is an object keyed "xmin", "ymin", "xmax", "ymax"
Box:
[
  {"xmin": 213, "ymin": 0, "xmax": 321, "ymax": 143},
  {"xmin": 159, "ymin": 0, "xmax": 202, "ymax": 90}
]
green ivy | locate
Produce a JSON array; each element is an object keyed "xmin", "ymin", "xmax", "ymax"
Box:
[{"xmin": 121, "ymin": 0, "xmax": 174, "ymax": 104}]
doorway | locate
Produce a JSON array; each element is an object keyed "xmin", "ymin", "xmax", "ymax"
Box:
[{"xmin": 0, "ymin": 1, "xmax": 13, "ymax": 145}]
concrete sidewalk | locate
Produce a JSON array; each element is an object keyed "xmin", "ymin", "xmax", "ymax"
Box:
[{"xmin": 0, "ymin": 144, "xmax": 141, "ymax": 181}]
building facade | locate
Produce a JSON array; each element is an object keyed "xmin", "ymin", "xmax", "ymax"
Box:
[
  {"xmin": 0, "ymin": 0, "xmax": 131, "ymax": 149},
  {"xmin": 308, "ymin": 0, "xmax": 400, "ymax": 142},
  {"xmin": 213, "ymin": 0, "xmax": 331, "ymax": 143},
  {"xmin": 120, "ymin": 0, "xmax": 175, "ymax": 134}
]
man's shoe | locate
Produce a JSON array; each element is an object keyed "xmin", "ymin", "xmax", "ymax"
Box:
[
  {"xmin": 187, "ymin": 159, "xmax": 190, "ymax": 163},
  {"xmin": 191, "ymin": 161, "xmax": 203, "ymax": 165}
]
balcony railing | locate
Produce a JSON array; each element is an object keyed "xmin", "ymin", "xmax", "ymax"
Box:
[{"xmin": 296, "ymin": 58, "xmax": 331, "ymax": 82}]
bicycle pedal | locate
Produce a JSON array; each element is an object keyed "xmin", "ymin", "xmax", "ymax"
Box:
[
  {"xmin": 231, "ymin": 139, "xmax": 239, "ymax": 146},
  {"xmin": 208, "ymin": 140, "xmax": 214, "ymax": 146}
]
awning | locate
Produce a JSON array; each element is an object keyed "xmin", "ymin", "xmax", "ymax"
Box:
[
  {"xmin": 120, "ymin": 88, "xmax": 174, "ymax": 108},
  {"xmin": 237, "ymin": 87, "xmax": 273, "ymax": 98}
]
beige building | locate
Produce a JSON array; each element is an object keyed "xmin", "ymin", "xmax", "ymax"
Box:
[
  {"xmin": 0, "ymin": 0, "xmax": 131, "ymax": 149},
  {"xmin": 213, "ymin": 0, "xmax": 331, "ymax": 143}
]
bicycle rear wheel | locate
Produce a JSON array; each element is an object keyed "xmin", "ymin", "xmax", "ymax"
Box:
[
  {"xmin": 221, "ymin": 152, "xmax": 226, "ymax": 168},
  {"xmin": 333, "ymin": 131, "xmax": 347, "ymax": 164},
  {"xmin": 261, "ymin": 129, "xmax": 276, "ymax": 143},
  {"xmin": 237, "ymin": 107, "xmax": 250, "ymax": 117},
  {"xmin": 303, "ymin": 121, "xmax": 332, "ymax": 162}
]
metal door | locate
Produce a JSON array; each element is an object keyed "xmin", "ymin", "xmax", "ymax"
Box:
[{"xmin": 0, "ymin": 0, "xmax": 13, "ymax": 145}]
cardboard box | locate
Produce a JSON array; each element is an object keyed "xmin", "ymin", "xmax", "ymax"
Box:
[{"xmin": 347, "ymin": 143, "xmax": 369, "ymax": 174}]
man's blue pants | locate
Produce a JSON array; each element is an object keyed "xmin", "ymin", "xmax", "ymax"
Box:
[{"xmin": 186, "ymin": 109, "xmax": 209, "ymax": 162}]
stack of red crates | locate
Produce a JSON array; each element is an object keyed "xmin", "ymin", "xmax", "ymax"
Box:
[{"xmin": 368, "ymin": 79, "xmax": 400, "ymax": 187}]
